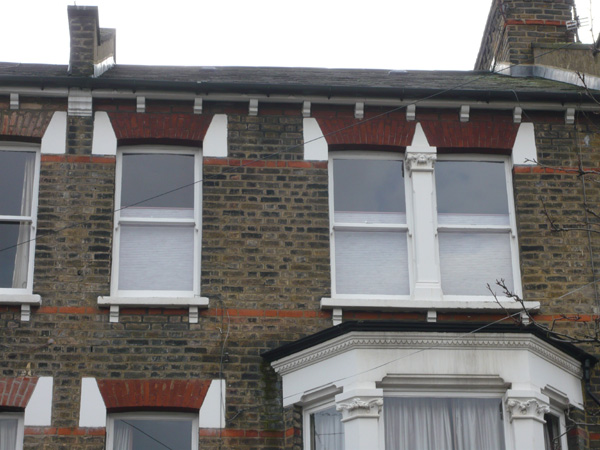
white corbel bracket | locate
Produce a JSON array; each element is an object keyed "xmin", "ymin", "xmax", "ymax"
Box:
[
  {"xmin": 136, "ymin": 96, "xmax": 146, "ymax": 113},
  {"xmin": 21, "ymin": 304, "xmax": 31, "ymax": 322},
  {"xmin": 565, "ymin": 107, "xmax": 575, "ymax": 124},
  {"xmin": 249, "ymin": 99, "xmax": 259, "ymax": 116},
  {"xmin": 355, "ymin": 102, "xmax": 365, "ymax": 119},
  {"xmin": 459, "ymin": 105, "xmax": 470, "ymax": 122},
  {"xmin": 406, "ymin": 104, "xmax": 416, "ymax": 121},
  {"xmin": 302, "ymin": 101, "xmax": 311, "ymax": 118},
  {"xmin": 427, "ymin": 310, "xmax": 437, "ymax": 323},
  {"xmin": 189, "ymin": 306, "xmax": 199, "ymax": 324},
  {"xmin": 68, "ymin": 89, "xmax": 93, "ymax": 117},
  {"xmin": 194, "ymin": 97, "xmax": 203, "ymax": 115},
  {"xmin": 332, "ymin": 308, "xmax": 343, "ymax": 326},
  {"xmin": 513, "ymin": 106, "xmax": 522, "ymax": 123},
  {"xmin": 10, "ymin": 93, "xmax": 19, "ymax": 110},
  {"xmin": 109, "ymin": 305, "xmax": 119, "ymax": 323}
]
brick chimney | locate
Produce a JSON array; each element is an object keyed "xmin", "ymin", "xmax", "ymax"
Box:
[
  {"xmin": 68, "ymin": 5, "xmax": 116, "ymax": 77},
  {"xmin": 475, "ymin": 0, "xmax": 575, "ymax": 71}
]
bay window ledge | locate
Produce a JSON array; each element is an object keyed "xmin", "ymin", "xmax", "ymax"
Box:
[
  {"xmin": 0, "ymin": 294, "xmax": 42, "ymax": 322},
  {"xmin": 321, "ymin": 297, "xmax": 540, "ymax": 313},
  {"xmin": 98, "ymin": 296, "xmax": 209, "ymax": 324}
]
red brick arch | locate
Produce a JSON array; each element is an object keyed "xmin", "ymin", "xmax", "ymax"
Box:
[
  {"xmin": 107, "ymin": 112, "xmax": 212, "ymax": 142},
  {"xmin": 0, "ymin": 377, "xmax": 38, "ymax": 409},
  {"xmin": 0, "ymin": 111, "xmax": 54, "ymax": 138},
  {"xmin": 96, "ymin": 379, "xmax": 211, "ymax": 412}
]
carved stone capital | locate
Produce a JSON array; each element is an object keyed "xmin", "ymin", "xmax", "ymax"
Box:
[
  {"xmin": 336, "ymin": 397, "xmax": 383, "ymax": 422},
  {"xmin": 506, "ymin": 398, "xmax": 550, "ymax": 423},
  {"xmin": 405, "ymin": 152, "xmax": 436, "ymax": 173}
]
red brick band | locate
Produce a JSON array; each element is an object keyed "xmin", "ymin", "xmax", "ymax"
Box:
[{"xmin": 505, "ymin": 19, "xmax": 567, "ymax": 26}]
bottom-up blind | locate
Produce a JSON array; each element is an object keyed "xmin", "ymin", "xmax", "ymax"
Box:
[
  {"xmin": 118, "ymin": 225, "xmax": 194, "ymax": 291},
  {"xmin": 335, "ymin": 231, "xmax": 409, "ymax": 295},
  {"xmin": 439, "ymin": 232, "xmax": 513, "ymax": 296}
]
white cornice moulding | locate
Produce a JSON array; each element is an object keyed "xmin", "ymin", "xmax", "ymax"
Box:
[
  {"xmin": 270, "ymin": 331, "xmax": 583, "ymax": 378},
  {"xmin": 512, "ymin": 123, "xmax": 537, "ymax": 165},
  {"xmin": 91, "ymin": 111, "xmax": 117, "ymax": 156},
  {"xmin": 203, "ymin": 114, "xmax": 228, "ymax": 158},
  {"xmin": 79, "ymin": 377, "xmax": 107, "ymax": 427},
  {"xmin": 24, "ymin": 377, "xmax": 53, "ymax": 426},
  {"xmin": 41, "ymin": 112, "xmax": 67, "ymax": 155},
  {"xmin": 303, "ymin": 118, "xmax": 327, "ymax": 161},
  {"xmin": 68, "ymin": 89, "xmax": 93, "ymax": 117}
]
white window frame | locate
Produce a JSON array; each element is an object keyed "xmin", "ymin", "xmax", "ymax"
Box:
[
  {"xmin": 328, "ymin": 152, "xmax": 412, "ymax": 302},
  {"xmin": 0, "ymin": 412, "xmax": 24, "ymax": 450},
  {"xmin": 324, "ymin": 150, "xmax": 525, "ymax": 311},
  {"xmin": 0, "ymin": 144, "xmax": 41, "ymax": 316},
  {"xmin": 434, "ymin": 153, "xmax": 522, "ymax": 302},
  {"xmin": 105, "ymin": 412, "xmax": 199, "ymax": 450},
  {"xmin": 303, "ymin": 400, "xmax": 343, "ymax": 450},
  {"xmin": 106, "ymin": 146, "xmax": 203, "ymax": 302}
]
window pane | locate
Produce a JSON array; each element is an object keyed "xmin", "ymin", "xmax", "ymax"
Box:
[
  {"xmin": 312, "ymin": 407, "xmax": 344, "ymax": 450},
  {"xmin": 0, "ymin": 418, "xmax": 18, "ymax": 450},
  {"xmin": 118, "ymin": 225, "xmax": 194, "ymax": 291},
  {"xmin": 114, "ymin": 418, "xmax": 192, "ymax": 450},
  {"xmin": 0, "ymin": 150, "xmax": 35, "ymax": 216},
  {"xmin": 121, "ymin": 154, "xmax": 194, "ymax": 210},
  {"xmin": 384, "ymin": 397, "xmax": 505, "ymax": 450},
  {"xmin": 436, "ymin": 161, "xmax": 508, "ymax": 217},
  {"xmin": 0, "ymin": 222, "xmax": 30, "ymax": 289},
  {"xmin": 439, "ymin": 232, "xmax": 513, "ymax": 295},
  {"xmin": 334, "ymin": 159, "xmax": 405, "ymax": 224},
  {"xmin": 335, "ymin": 231, "xmax": 409, "ymax": 295}
]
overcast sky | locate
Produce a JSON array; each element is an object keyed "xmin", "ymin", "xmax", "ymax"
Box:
[{"xmin": 1, "ymin": 0, "xmax": 599, "ymax": 70}]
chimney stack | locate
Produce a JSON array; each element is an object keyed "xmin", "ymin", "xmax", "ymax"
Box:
[
  {"xmin": 475, "ymin": 0, "xmax": 575, "ymax": 71},
  {"xmin": 67, "ymin": 5, "xmax": 116, "ymax": 77}
]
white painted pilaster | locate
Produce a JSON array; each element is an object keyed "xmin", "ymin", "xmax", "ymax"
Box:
[
  {"xmin": 335, "ymin": 386, "xmax": 383, "ymax": 450},
  {"xmin": 41, "ymin": 111, "xmax": 67, "ymax": 155},
  {"xmin": 405, "ymin": 123, "xmax": 442, "ymax": 301},
  {"xmin": 79, "ymin": 377, "xmax": 107, "ymax": 427},
  {"xmin": 512, "ymin": 123, "xmax": 537, "ymax": 165},
  {"xmin": 91, "ymin": 111, "xmax": 117, "ymax": 156},
  {"xmin": 505, "ymin": 390, "xmax": 550, "ymax": 450},
  {"xmin": 303, "ymin": 118, "xmax": 327, "ymax": 161},
  {"xmin": 203, "ymin": 114, "xmax": 228, "ymax": 158},
  {"xmin": 24, "ymin": 377, "xmax": 53, "ymax": 426}
]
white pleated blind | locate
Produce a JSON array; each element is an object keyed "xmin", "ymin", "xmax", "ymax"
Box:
[{"xmin": 335, "ymin": 231, "xmax": 409, "ymax": 295}]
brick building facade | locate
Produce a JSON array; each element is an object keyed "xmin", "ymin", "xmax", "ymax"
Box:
[{"xmin": 2, "ymin": 1, "xmax": 600, "ymax": 449}]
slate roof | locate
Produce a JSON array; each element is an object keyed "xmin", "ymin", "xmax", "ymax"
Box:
[{"xmin": 0, "ymin": 62, "xmax": 596, "ymax": 102}]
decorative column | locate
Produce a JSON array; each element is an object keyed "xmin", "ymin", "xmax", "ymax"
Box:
[
  {"xmin": 336, "ymin": 387, "xmax": 383, "ymax": 450},
  {"xmin": 505, "ymin": 390, "xmax": 550, "ymax": 450},
  {"xmin": 405, "ymin": 123, "xmax": 443, "ymax": 301}
]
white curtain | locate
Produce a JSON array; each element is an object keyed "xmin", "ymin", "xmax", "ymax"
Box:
[
  {"xmin": 0, "ymin": 418, "xmax": 18, "ymax": 450},
  {"xmin": 113, "ymin": 420, "xmax": 133, "ymax": 450},
  {"xmin": 313, "ymin": 407, "xmax": 345, "ymax": 450},
  {"xmin": 12, "ymin": 156, "xmax": 34, "ymax": 289},
  {"xmin": 384, "ymin": 397, "xmax": 505, "ymax": 450}
]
